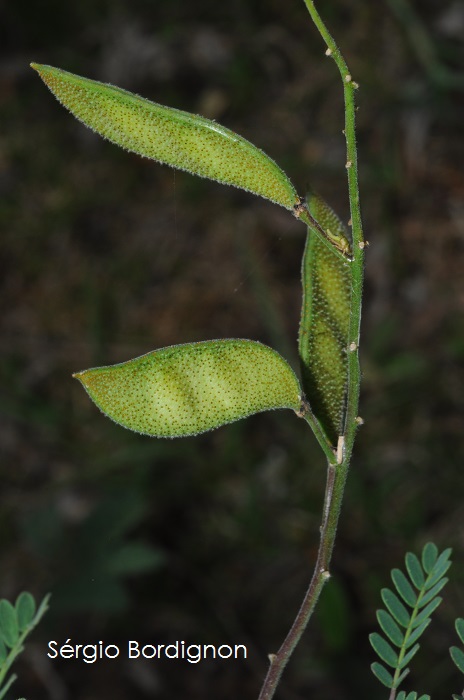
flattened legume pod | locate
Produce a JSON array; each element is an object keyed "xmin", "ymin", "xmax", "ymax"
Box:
[
  {"xmin": 31, "ymin": 63, "xmax": 299, "ymax": 210},
  {"xmin": 74, "ymin": 339, "xmax": 302, "ymax": 438}
]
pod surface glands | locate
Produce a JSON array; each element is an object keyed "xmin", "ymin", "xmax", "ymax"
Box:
[
  {"xmin": 31, "ymin": 64, "xmax": 299, "ymax": 210},
  {"xmin": 74, "ymin": 339, "xmax": 302, "ymax": 438},
  {"xmin": 299, "ymin": 192, "xmax": 352, "ymax": 447}
]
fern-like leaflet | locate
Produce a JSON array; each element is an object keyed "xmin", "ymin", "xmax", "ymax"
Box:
[
  {"xmin": 370, "ymin": 543, "xmax": 452, "ymax": 697},
  {"xmin": 450, "ymin": 617, "xmax": 464, "ymax": 699}
]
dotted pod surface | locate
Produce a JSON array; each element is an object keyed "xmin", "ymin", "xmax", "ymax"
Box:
[
  {"xmin": 74, "ymin": 339, "xmax": 302, "ymax": 437},
  {"xmin": 31, "ymin": 64, "xmax": 299, "ymax": 211},
  {"xmin": 299, "ymin": 192, "xmax": 351, "ymax": 447}
]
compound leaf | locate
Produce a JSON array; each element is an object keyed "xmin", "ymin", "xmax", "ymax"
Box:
[
  {"xmin": 0, "ymin": 673, "xmax": 18, "ymax": 700},
  {"xmin": 413, "ymin": 597, "xmax": 442, "ymax": 628},
  {"xmin": 369, "ymin": 633, "xmax": 399, "ymax": 668},
  {"xmin": 394, "ymin": 670, "xmax": 410, "ymax": 689},
  {"xmin": 405, "ymin": 618, "xmax": 430, "ymax": 648},
  {"xmin": 15, "ymin": 592, "xmax": 36, "ymax": 632},
  {"xmin": 450, "ymin": 646, "xmax": 464, "ymax": 674},
  {"xmin": 392, "ymin": 568, "xmax": 417, "ymax": 607},
  {"xmin": 421, "ymin": 543, "xmax": 438, "ymax": 575},
  {"xmin": 381, "ymin": 589, "xmax": 411, "ymax": 628},
  {"xmin": 372, "ymin": 544, "xmax": 451, "ymax": 696},
  {"xmin": 371, "ymin": 662, "xmax": 394, "ymax": 688},
  {"xmin": 0, "ymin": 636, "xmax": 6, "ymax": 664},
  {"xmin": 377, "ymin": 610, "xmax": 403, "ymax": 647},
  {"xmin": 398, "ymin": 642, "xmax": 420, "ymax": 669},
  {"xmin": 426, "ymin": 548, "xmax": 452, "ymax": 588},
  {"xmin": 419, "ymin": 577, "xmax": 448, "ymax": 608},
  {"xmin": 456, "ymin": 618, "xmax": 464, "ymax": 644},
  {"xmin": 406, "ymin": 553, "xmax": 425, "ymax": 589},
  {"xmin": 0, "ymin": 600, "xmax": 18, "ymax": 648}
]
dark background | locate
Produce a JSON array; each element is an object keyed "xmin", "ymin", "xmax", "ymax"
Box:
[{"xmin": 1, "ymin": 0, "xmax": 464, "ymax": 698}]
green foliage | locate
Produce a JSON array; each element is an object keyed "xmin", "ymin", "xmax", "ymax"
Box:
[
  {"xmin": 0, "ymin": 602, "xmax": 18, "ymax": 649},
  {"xmin": 15, "ymin": 594, "xmax": 35, "ymax": 634},
  {"xmin": 450, "ymin": 618, "xmax": 464, "ymax": 675},
  {"xmin": 31, "ymin": 63, "xmax": 299, "ymax": 211},
  {"xmin": 74, "ymin": 339, "xmax": 302, "ymax": 438},
  {"xmin": 0, "ymin": 593, "xmax": 49, "ymax": 700},
  {"xmin": 370, "ymin": 543, "xmax": 451, "ymax": 693}
]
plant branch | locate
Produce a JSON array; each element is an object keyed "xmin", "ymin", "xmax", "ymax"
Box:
[
  {"xmin": 299, "ymin": 399, "xmax": 338, "ymax": 466},
  {"xmin": 257, "ymin": 2, "xmax": 365, "ymax": 698},
  {"xmin": 258, "ymin": 461, "xmax": 349, "ymax": 700},
  {"xmin": 302, "ymin": 0, "xmax": 365, "ymax": 461}
]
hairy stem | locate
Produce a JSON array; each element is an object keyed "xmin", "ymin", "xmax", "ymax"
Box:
[
  {"xmin": 258, "ymin": 461, "xmax": 348, "ymax": 700},
  {"xmin": 300, "ymin": 0, "xmax": 365, "ymax": 473},
  {"xmin": 299, "ymin": 400, "xmax": 338, "ymax": 466},
  {"xmin": 257, "ymin": 2, "xmax": 365, "ymax": 698}
]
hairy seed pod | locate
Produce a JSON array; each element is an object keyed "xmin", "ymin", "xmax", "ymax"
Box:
[
  {"xmin": 74, "ymin": 339, "xmax": 302, "ymax": 438},
  {"xmin": 308, "ymin": 189, "xmax": 352, "ymax": 256},
  {"xmin": 299, "ymin": 192, "xmax": 351, "ymax": 446},
  {"xmin": 31, "ymin": 63, "xmax": 299, "ymax": 210}
]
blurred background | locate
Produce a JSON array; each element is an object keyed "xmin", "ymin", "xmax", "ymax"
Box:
[{"xmin": 1, "ymin": 0, "xmax": 464, "ymax": 698}]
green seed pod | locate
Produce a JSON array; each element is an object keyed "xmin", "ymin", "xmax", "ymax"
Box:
[
  {"xmin": 74, "ymin": 339, "xmax": 302, "ymax": 438},
  {"xmin": 299, "ymin": 192, "xmax": 351, "ymax": 447},
  {"xmin": 307, "ymin": 189, "xmax": 352, "ymax": 257},
  {"xmin": 31, "ymin": 63, "xmax": 299, "ymax": 210}
]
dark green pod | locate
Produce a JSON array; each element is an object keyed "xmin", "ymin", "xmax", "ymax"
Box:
[{"xmin": 299, "ymin": 192, "xmax": 351, "ymax": 447}]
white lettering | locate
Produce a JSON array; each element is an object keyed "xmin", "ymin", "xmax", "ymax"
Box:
[
  {"xmin": 128, "ymin": 641, "xmax": 140, "ymax": 658},
  {"xmin": 47, "ymin": 640, "xmax": 58, "ymax": 658},
  {"xmin": 83, "ymin": 644, "xmax": 97, "ymax": 664},
  {"xmin": 46, "ymin": 639, "xmax": 248, "ymax": 663},
  {"xmin": 105, "ymin": 644, "xmax": 120, "ymax": 659},
  {"xmin": 165, "ymin": 642, "xmax": 179, "ymax": 659},
  {"xmin": 142, "ymin": 644, "xmax": 157, "ymax": 659},
  {"xmin": 186, "ymin": 644, "xmax": 201, "ymax": 664},
  {"xmin": 218, "ymin": 645, "xmax": 232, "ymax": 659},
  {"xmin": 60, "ymin": 639, "xmax": 74, "ymax": 659}
]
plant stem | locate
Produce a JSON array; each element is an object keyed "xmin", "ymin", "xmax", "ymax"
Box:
[
  {"xmin": 258, "ymin": 460, "xmax": 349, "ymax": 700},
  {"xmin": 300, "ymin": 0, "xmax": 365, "ymax": 467},
  {"xmin": 300, "ymin": 401, "xmax": 338, "ymax": 466},
  {"xmin": 257, "ymin": 3, "xmax": 365, "ymax": 698}
]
